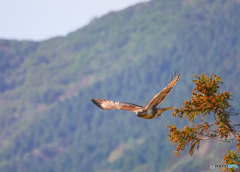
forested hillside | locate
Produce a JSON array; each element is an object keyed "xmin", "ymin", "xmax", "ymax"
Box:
[{"xmin": 0, "ymin": 0, "xmax": 240, "ymax": 171}]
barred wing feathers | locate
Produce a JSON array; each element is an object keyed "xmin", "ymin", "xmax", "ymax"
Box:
[
  {"xmin": 91, "ymin": 98, "xmax": 143, "ymax": 113},
  {"xmin": 144, "ymin": 73, "xmax": 181, "ymax": 110}
]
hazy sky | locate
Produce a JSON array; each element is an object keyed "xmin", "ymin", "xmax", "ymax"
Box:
[{"xmin": 1, "ymin": 0, "xmax": 149, "ymax": 41}]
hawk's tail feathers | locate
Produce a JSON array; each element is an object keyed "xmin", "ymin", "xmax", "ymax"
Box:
[{"xmin": 158, "ymin": 106, "xmax": 175, "ymax": 113}]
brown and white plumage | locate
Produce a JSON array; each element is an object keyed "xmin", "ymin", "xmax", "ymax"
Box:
[{"xmin": 91, "ymin": 73, "xmax": 180, "ymax": 119}]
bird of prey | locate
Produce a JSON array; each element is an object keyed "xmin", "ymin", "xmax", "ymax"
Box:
[{"xmin": 91, "ymin": 73, "xmax": 180, "ymax": 119}]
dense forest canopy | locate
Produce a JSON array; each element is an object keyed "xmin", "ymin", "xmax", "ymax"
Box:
[{"xmin": 0, "ymin": 0, "xmax": 239, "ymax": 171}]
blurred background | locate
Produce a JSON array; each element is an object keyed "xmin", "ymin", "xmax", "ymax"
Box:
[
  {"xmin": 1, "ymin": 0, "xmax": 149, "ymax": 41},
  {"xmin": 0, "ymin": 0, "xmax": 240, "ymax": 171}
]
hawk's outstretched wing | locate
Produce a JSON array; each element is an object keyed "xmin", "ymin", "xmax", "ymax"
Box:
[
  {"xmin": 91, "ymin": 98, "xmax": 143, "ymax": 113},
  {"xmin": 144, "ymin": 73, "xmax": 181, "ymax": 110}
]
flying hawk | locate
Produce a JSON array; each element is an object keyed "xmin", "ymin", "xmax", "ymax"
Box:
[{"xmin": 91, "ymin": 73, "xmax": 180, "ymax": 119}]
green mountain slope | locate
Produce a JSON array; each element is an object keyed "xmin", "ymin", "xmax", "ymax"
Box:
[{"xmin": 0, "ymin": 0, "xmax": 240, "ymax": 171}]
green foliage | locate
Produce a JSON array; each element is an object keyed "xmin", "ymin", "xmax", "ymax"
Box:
[
  {"xmin": 167, "ymin": 74, "xmax": 240, "ymax": 171},
  {"xmin": 0, "ymin": 0, "xmax": 240, "ymax": 171},
  {"xmin": 222, "ymin": 149, "xmax": 240, "ymax": 172},
  {"xmin": 174, "ymin": 74, "xmax": 232, "ymax": 122}
]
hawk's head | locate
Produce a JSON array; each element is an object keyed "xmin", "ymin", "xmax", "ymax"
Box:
[{"xmin": 136, "ymin": 110, "xmax": 146, "ymax": 117}]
